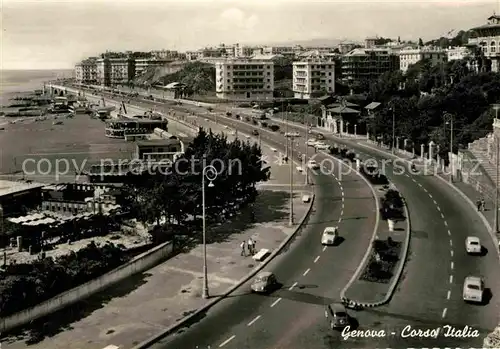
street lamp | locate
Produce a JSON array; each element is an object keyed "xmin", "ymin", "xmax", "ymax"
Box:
[
  {"xmin": 285, "ymin": 134, "xmax": 297, "ymax": 226},
  {"xmin": 492, "ymin": 104, "xmax": 500, "ymax": 234},
  {"xmin": 444, "ymin": 112, "xmax": 454, "ymax": 183},
  {"xmin": 391, "ymin": 106, "xmax": 396, "ymax": 154},
  {"xmin": 201, "ymin": 164, "xmax": 218, "ymax": 299},
  {"xmin": 0, "ymin": 204, "xmax": 4, "ymax": 267}
]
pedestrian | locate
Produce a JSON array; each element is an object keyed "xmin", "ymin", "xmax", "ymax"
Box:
[
  {"xmin": 247, "ymin": 238, "xmax": 254, "ymax": 255},
  {"xmin": 476, "ymin": 199, "xmax": 482, "ymax": 211},
  {"xmin": 481, "ymin": 198, "xmax": 486, "ymax": 211},
  {"xmin": 240, "ymin": 241, "xmax": 246, "ymax": 256}
]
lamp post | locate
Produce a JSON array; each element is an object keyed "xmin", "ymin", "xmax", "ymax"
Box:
[
  {"xmin": 492, "ymin": 104, "xmax": 500, "ymax": 234},
  {"xmin": 201, "ymin": 164, "xmax": 218, "ymax": 299},
  {"xmin": 391, "ymin": 106, "xmax": 396, "ymax": 154},
  {"xmin": 304, "ymin": 110, "xmax": 310, "ymax": 185},
  {"xmin": 285, "ymin": 109, "xmax": 289, "ymax": 158},
  {"xmin": 444, "ymin": 112, "xmax": 454, "ymax": 183},
  {"xmin": 0, "ymin": 204, "xmax": 5, "ymax": 266},
  {"xmin": 286, "ymin": 134, "xmax": 297, "ymax": 226}
]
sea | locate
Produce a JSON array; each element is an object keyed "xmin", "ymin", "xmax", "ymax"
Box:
[{"xmin": 0, "ymin": 69, "xmax": 73, "ymax": 107}]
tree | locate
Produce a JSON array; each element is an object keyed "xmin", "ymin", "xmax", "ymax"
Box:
[{"xmin": 418, "ymin": 38, "xmax": 424, "ymax": 47}]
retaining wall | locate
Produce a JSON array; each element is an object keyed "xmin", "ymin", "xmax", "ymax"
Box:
[{"xmin": 0, "ymin": 241, "xmax": 173, "ymax": 333}]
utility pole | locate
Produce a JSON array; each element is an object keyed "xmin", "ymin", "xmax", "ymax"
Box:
[
  {"xmin": 304, "ymin": 113, "xmax": 309, "ymax": 186},
  {"xmin": 392, "ymin": 107, "xmax": 396, "ymax": 154},
  {"xmin": 0, "ymin": 205, "xmax": 5, "ymax": 267},
  {"xmin": 495, "ymin": 136, "xmax": 499, "ymax": 234},
  {"xmin": 449, "ymin": 114, "xmax": 454, "ymax": 183},
  {"xmin": 285, "ymin": 109, "xmax": 289, "ymax": 158},
  {"xmin": 289, "ymin": 136, "xmax": 294, "ymax": 226}
]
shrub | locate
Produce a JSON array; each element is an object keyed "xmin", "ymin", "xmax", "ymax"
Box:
[
  {"xmin": 329, "ymin": 146, "xmax": 340, "ymax": 155},
  {"xmin": 261, "ymin": 122, "xmax": 268, "ymax": 128},
  {"xmin": 269, "ymin": 124, "xmax": 280, "ymax": 132}
]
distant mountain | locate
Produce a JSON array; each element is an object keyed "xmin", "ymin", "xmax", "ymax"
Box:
[{"xmin": 250, "ymin": 38, "xmax": 357, "ymax": 48}]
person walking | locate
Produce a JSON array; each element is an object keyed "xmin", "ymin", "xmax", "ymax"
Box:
[
  {"xmin": 476, "ymin": 198, "xmax": 482, "ymax": 211},
  {"xmin": 481, "ymin": 198, "xmax": 486, "ymax": 211},
  {"xmin": 247, "ymin": 238, "xmax": 254, "ymax": 256},
  {"xmin": 240, "ymin": 241, "xmax": 246, "ymax": 256}
]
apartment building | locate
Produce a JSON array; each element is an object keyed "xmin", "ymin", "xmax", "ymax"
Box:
[
  {"xmin": 135, "ymin": 58, "xmax": 171, "ymax": 76},
  {"xmin": 262, "ymin": 46, "xmax": 294, "ymax": 55},
  {"xmin": 74, "ymin": 58, "xmax": 98, "ymax": 84},
  {"xmin": 151, "ymin": 50, "xmax": 181, "ymax": 60},
  {"xmin": 469, "ymin": 15, "xmax": 500, "ymax": 72},
  {"xmin": 399, "ymin": 46, "xmax": 447, "ymax": 73},
  {"xmin": 341, "ymin": 48, "xmax": 399, "ymax": 82},
  {"xmin": 338, "ymin": 42, "xmax": 358, "ymax": 54},
  {"xmin": 292, "ymin": 60, "xmax": 335, "ymax": 99},
  {"xmin": 446, "ymin": 46, "xmax": 473, "ymax": 61},
  {"xmin": 215, "ymin": 59, "xmax": 274, "ymax": 100},
  {"xmin": 233, "ymin": 43, "xmax": 254, "ymax": 58},
  {"xmin": 96, "ymin": 57, "xmax": 135, "ymax": 86}
]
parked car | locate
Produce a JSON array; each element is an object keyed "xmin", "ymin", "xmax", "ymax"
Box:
[
  {"xmin": 307, "ymin": 139, "xmax": 317, "ymax": 146},
  {"xmin": 325, "ymin": 303, "xmax": 351, "ymax": 329},
  {"xmin": 463, "ymin": 276, "xmax": 484, "ymax": 303},
  {"xmin": 321, "ymin": 227, "xmax": 339, "ymax": 245},
  {"xmin": 315, "ymin": 142, "xmax": 329, "ymax": 150},
  {"xmin": 307, "ymin": 159, "xmax": 320, "ymax": 170},
  {"xmin": 251, "ymin": 272, "xmax": 279, "ymax": 293},
  {"xmin": 284, "ymin": 131, "xmax": 300, "ymax": 137},
  {"xmin": 465, "ymin": 236, "xmax": 481, "ymax": 254}
]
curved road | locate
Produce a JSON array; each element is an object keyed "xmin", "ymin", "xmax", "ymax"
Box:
[{"xmin": 73, "ymin": 86, "xmax": 497, "ymax": 347}]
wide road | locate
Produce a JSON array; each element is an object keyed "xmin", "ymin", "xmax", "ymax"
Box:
[
  {"xmin": 63, "ymin": 85, "xmax": 380, "ymax": 348},
  {"xmin": 72, "ymin": 85, "xmax": 497, "ymax": 347},
  {"xmin": 245, "ymin": 114, "xmax": 499, "ymax": 347}
]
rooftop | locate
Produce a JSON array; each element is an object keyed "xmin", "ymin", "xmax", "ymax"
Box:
[
  {"xmin": 344, "ymin": 48, "xmax": 393, "ymax": 56},
  {"xmin": 0, "ymin": 180, "xmax": 45, "ymax": 198}
]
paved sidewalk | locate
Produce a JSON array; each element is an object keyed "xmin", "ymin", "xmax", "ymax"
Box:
[{"xmin": 2, "ymin": 101, "xmax": 311, "ymax": 349}]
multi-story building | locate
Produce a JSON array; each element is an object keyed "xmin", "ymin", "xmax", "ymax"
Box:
[
  {"xmin": 74, "ymin": 58, "xmax": 98, "ymax": 85},
  {"xmin": 365, "ymin": 37, "xmax": 378, "ymax": 49},
  {"xmin": 96, "ymin": 57, "xmax": 135, "ymax": 87},
  {"xmin": 233, "ymin": 43, "xmax": 254, "ymax": 58},
  {"xmin": 215, "ymin": 58, "xmax": 274, "ymax": 100},
  {"xmin": 339, "ymin": 42, "xmax": 358, "ymax": 54},
  {"xmin": 399, "ymin": 46, "xmax": 447, "ymax": 73},
  {"xmin": 446, "ymin": 46, "xmax": 473, "ymax": 61},
  {"xmin": 469, "ymin": 15, "xmax": 500, "ymax": 72},
  {"xmin": 341, "ymin": 48, "xmax": 399, "ymax": 83},
  {"xmin": 292, "ymin": 60, "xmax": 335, "ymax": 99},
  {"xmin": 151, "ymin": 50, "xmax": 180, "ymax": 60},
  {"xmin": 262, "ymin": 46, "xmax": 294, "ymax": 55},
  {"xmin": 135, "ymin": 58, "xmax": 171, "ymax": 76}
]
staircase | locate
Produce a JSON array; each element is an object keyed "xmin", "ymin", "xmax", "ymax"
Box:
[{"xmin": 468, "ymin": 133, "xmax": 499, "ymax": 186}]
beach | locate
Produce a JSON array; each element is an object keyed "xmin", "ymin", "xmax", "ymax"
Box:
[{"xmin": 0, "ymin": 70, "xmax": 135, "ymax": 182}]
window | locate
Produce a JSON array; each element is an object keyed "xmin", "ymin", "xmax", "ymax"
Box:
[
  {"xmin": 328, "ymin": 72, "xmax": 332, "ymax": 76},
  {"xmin": 227, "ymin": 79, "xmax": 230, "ymax": 83},
  {"xmin": 267, "ymin": 72, "xmax": 270, "ymax": 75},
  {"xmin": 267, "ymin": 79, "xmax": 270, "ymax": 82},
  {"xmin": 328, "ymin": 80, "xmax": 331, "ymax": 83}
]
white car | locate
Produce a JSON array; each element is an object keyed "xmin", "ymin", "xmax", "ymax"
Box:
[
  {"xmin": 296, "ymin": 165, "xmax": 304, "ymax": 173},
  {"xmin": 307, "ymin": 160, "xmax": 320, "ymax": 170},
  {"xmin": 315, "ymin": 142, "xmax": 329, "ymax": 150},
  {"xmin": 466, "ymin": 236, "xmax": 481, "ymax": 254},
  {"xmin": 321, "ymin": 227, "xmax": 339, "ymax": 245},
  {"xmin": 463, "ymin": 276, "xmax": 484, "ymax": 303},
  {"xmin": 284, "ymin": 131, "xmax": 300, "ymax": 137},
  {"xmin": 307, "ymin": 139, "xmax": 317, "ymax": 146}
]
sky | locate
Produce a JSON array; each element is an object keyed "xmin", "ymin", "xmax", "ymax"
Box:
[{"xmin": 1, "ymin": 0, "xmax": 499, "ymax": 70}]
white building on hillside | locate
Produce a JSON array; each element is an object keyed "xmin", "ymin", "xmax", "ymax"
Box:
[
  {"xmin": 468, "ymin": 15, "xmax": 500, "ymax": 72},
  {"xmin": 399, "ymin": 46, "xmax": 447, "ymax": 73},
  {"xmin": 215, "ymin": 58, "xmax": 274, "ymax": 100},
  {"xmin": 293, "ymin": 60, "xmax": 335, "ymax": 99},
  {"xmin": 446, "ymin": 46, "xmax": 473, "ymax": 61}
]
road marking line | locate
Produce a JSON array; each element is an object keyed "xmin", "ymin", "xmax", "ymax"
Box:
[
  {"xmin": 447, "ymin": 230, "xmax": 451, "ymax": 236},
  {"xmin": 444, "ymin": 221, "xmax": 448, "ymax": 227},
  {"xmin": 340, "ymin": 209, "xmax": 344, "ymax": 216},
  {"xmin": 342, "ymin": 197, "xmax": 344, "ymax": 202},
  {"xmin": 450, "ymin": 250, "xmax": 454, "ymax": 257},
  {"xmin": 314, "ymin": 256, "xmax": 320, "ymax": 263},
  {"xmin": 423, "ymin": 187, "xmax": 427, "ymax": 192},
  {"xmin": 449, "ymin": 239, "xmax": 453, "ymax": 246},
  {"xmin": 447, "ymin": 290, "xmax": 451, "ymax": 300},
  {"xmin": 303, "ymin": 268, "xmax": 310, "ymax": 276},
  {"xmin": 442, "ymin": 308, "xmax": 447, "ymax": 318},
  {"xmin": 270, "ymin": 298, "xmax": 282, "ymax": 307},
  {"xmin": 436, "ymin": 205, "xmax": 440, "ymax": 211},
  {"xmin": 323, "ymin": 246, "xmax": 327, "ymax": 252},
  {"xmin": 338, "ymin": 217, "xmax": 342, "ymax": 223},
  {"xmin": 449, "ymin": 275, "xmax": 453, "ymax": 284},
  {"xmin": 440, "ymin": 213, "xmax": 445, "ymax": 219},
  {"xmin": 434, "ymin": 200, "xmax": 438, "ymax": 205},
  {"xmin": 450, "ymin": 262, "xmax": 454, "ymax": 270},
  {"xmin": 247, "ymin": 315, "xmax": 261, "ymax": 326},
  {"xmin": 429, "ymin": 194, "xmax": 433, "ymax": 199},
  {"xmin": 289, "ymin": 282, "xmax": 298, "ymax": 290},
  {"xmin": 418, "ymin": 182, "xmax": 422, "ymax": 187},
  {"xmin": 219, "ymin": 335, "xmax": 236, "ymax": 347}
]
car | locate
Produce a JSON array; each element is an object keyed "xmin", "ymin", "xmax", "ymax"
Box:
[
  {"xmin": 284, "ymin": 131, "xmax": 300, "ymax": 137},
  {"xmin": 252, "ymin": 130, "xmax": 259, "ymax": 136},
  {"xmin": 313, "ymin": 133, "xmax": 325, "ymax": 140},
  {"xmin": 52, "ymin": 120, "xmax": 63, "ymax": 125},
  {"xmin": 463, "ymin": 276, "xmax": 484, "ymax": 303},
  {"xmin": 321, "ymin": 227, "xmax": 338, "ymax": 245},
  {"xmin": 315, "ymin": 142, "xmax": 329, "ymax": 150},
  {"xmin": 307, "ymin": 139, "xmax": 317, "ymax": 146},
  {"xmin": 307, "ymin": 160, "xmax": 320, "ymax": 170},
  {"xmin": 325, "ymin": 303, "xmax": 350, "ymax": 329},
  {"xmin": 466, "ymin": 236, "xmax": 481, "ymax": 254},
  {"xmin": 296, "ymin": 165, "xmax": 304, "ymax": 172},
  {"xmin": 251, "ymin": 272, "xmax": 279, "ymax": 293}
]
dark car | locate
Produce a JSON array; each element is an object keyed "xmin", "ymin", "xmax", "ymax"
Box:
[
  {"xmin": 252, "ymin": 130, "xmax": 259, "ymax": 136},
  {"xmin": 313, "ymin": 133, "xmax": 325, "ymax": 140},
  {"xmin": 325, "ymin": 303, "xmax": 350, "ymax": 329},
  {"xmin": 251, "ymin": 272, "xmax": 279, "ymax": 293}
]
